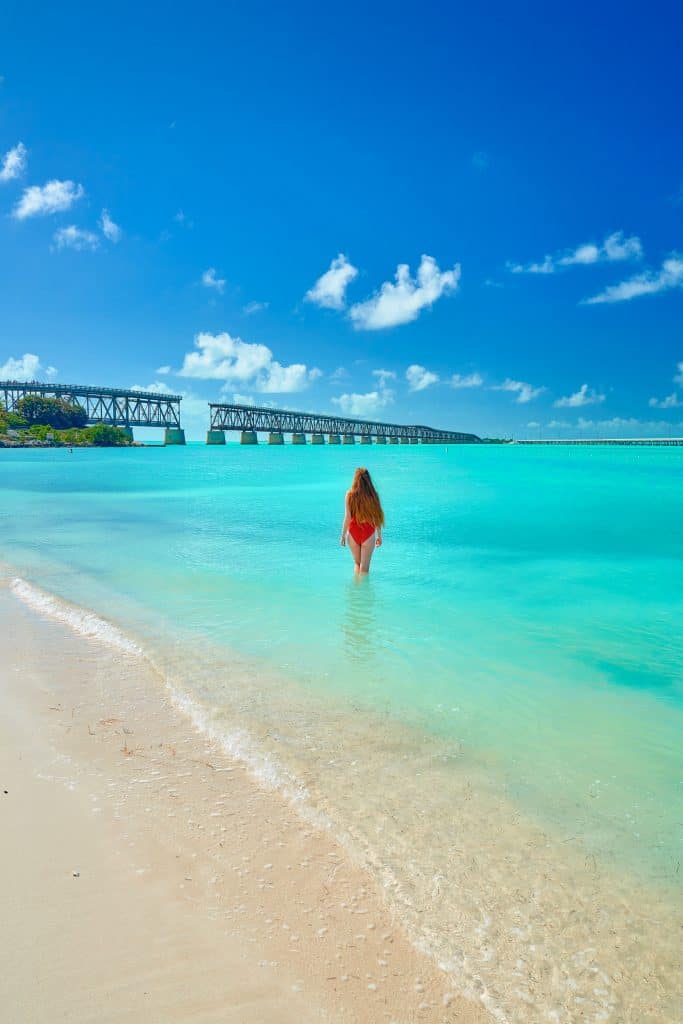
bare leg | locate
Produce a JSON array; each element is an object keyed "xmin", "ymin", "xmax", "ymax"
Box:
[
  {"xmin": 359, "ymin": 532, "xmax": 376, "ymax": 575},
  {"xmin": 347, "ymin": 534, "xmax": 362, "ymax": 573}
]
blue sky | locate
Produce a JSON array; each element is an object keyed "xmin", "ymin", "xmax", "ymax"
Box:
[{"xmin": 1, "ymin": 1, "xmax": 681, "ymax": 439}]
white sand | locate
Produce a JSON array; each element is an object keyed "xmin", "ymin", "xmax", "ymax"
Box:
[{"xmin": 0, "ymin": 581, "xmax": 488, "ymax": 1024}]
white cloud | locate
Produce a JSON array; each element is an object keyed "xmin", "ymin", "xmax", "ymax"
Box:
[
  {"xmin": 575, "ymin": 416, "xmax": 679, "ymax": 437},
  {"xmin": 648, "ymin": 393, "xmax": 681, "ymax": 409},
  {"xmin": 305, "ymin": 253, "xmax": 358, "ymax": 310},
  {"xmin": 547, "ymin": 419, "xmax": 571, "ymax": 429},
  {"xmin": 493, "ymin": 378, "xmax": 546, "ymax": 403},
  {"xmin": 406, "ymin": 363, "xmax": 439, "ymax": 391},
  {"xmin": 583, "ymin": 254, "xmax": 683, "ymax": 305},
  {"xmin": 231, "ymin": 393, "xmax": 255, "ymax": 406},
  {"xmin": 201, "ymin": 268, "xmax": 226, "ymax": 293},
  {"xmin": 130, "ymin": 381, "xmax": 175, "ymax": 395},
  {"xmin": 507, "ymin": 255, "xmax": 555, "ymax": 275},
  {"xmin": 674, "ymin": 362, "xmax": 683, "ymax": 386},
  {"xmin": 156, "ymin": 365, "xmax": 171, "ymax": 375},
  {"xmin": 243, "ymin": 301, "xmax": 268, "ymax": 315},
  {"xmin": 451, "ymin": 372, "xmax": 483, "ymax": 389},
  {"xmin": 554, "ymin": 383, "xmax": 606, "ymax": 408},
  {"xmin": 330, "ymin": 366, "xmax": 349, "ymax": 382},
  {"xmin": 349, "ymin": 255, "xmax": 460, "ymax": 330},
  {"xmin": 509, "ymin": 231, "xmax": 643, "ymax": 275},
  {"xmin": 177, "ymin": 331, "xmax": 320, "ymax": 394},
  {"xmin": 527, "ymin": 421, "xmax": 540, "ymax": 428},
  {"xmin": 372, "ymin": 368, "xmax": 397, "ymax": 388},
  {"xmin": 0, "ymin": 352, "xmax": 58, "ymax": 380},
  {"xmin": 0, "ymin": 142, "xmax": 27, "ymax": 183},
  {"xmin": 100, "ymin": 209, "xmax": 122, "ymax": 242},
  {"xmin": 332, "ymin": 388, "xmax": 394, "ymax": 417},
  {"xmin": 53, "ymin": 225, "xmax": 100, "ymax": 251},
  {"xmin": 13, "ymin": 179, "xmax": 84, "ymax": 219}
]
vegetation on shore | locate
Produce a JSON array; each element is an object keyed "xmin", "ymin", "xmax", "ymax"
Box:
[{"xmin": 0, "ymin": 396, "xmax": 134, "ymax": 447}]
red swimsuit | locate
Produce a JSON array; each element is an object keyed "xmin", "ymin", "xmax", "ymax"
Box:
[{"xmin": 348, "ymin": 517, "xmax": 375, "ymax": 544}]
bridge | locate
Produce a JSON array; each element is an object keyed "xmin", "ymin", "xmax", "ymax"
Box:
[
  {"xmin": 0, "ymin": 380, "xmax": 185, "ymax": 443},
  {"xmin": 208, "ymin": 402, "xmax": 480, "ymax": 444},
  {"xmin": 515, "ymin": 438, "xmax": 683, "ymax": 446}
]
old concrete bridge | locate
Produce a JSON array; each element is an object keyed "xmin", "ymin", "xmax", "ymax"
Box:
[{"xmin": 207, "ymin": 402, "xmax": 481, "ymax": 444}]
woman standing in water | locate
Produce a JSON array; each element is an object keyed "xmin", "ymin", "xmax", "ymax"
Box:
[{"xmin": 340, "ymin": 467, "xmax": 384, "ymax": 574}]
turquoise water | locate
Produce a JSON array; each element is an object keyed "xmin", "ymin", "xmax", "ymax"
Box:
[{"xmin": 1, "ymin": 443, "xmax": 682, "ymax": 1021}]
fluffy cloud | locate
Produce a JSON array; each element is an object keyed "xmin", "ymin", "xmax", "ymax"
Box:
[
  {"xmin": 13, "ymin": 179, "xmax": 84, "ymax": 219},
  {"xmin": 372, "ymin": 369, "xmax": 396, "ymax": 387},
  {"xmin": 53, "ymin": 225, "xmax": 100, "ymax": 251},
  {"xmin": 406, "ymin": 363, "xmax": 439, "ymax": 391},
  {"xmin": 648, "ymin": 393, "xmax": 681, "ymax": 409},
  {"xmin": 201, "ymin": 268, "xmax": 226, "ymax": 293},
  {"xmin": 451, "ymin": 372, "xmax": 483, "ymax": 389},
  {"xmin": 509, "ymin": 231, "xmax": 642, "ymax": 275},
  {"xmin": 177, "ymin": 331, "xmax": 320, "ymax": 393},
  {"xmin": 156, "ymin": 365, "xmax": 171, "ymax": 375},
  {"xmin": 130, "ymin": 381, "xmax": 176, "ymax": 395},
  {"xmin": 243, "ymin": 301, "xmax": 268, "ymax": 315},
  {"xmin": 0, "ymin": 142, "xmax": 27, "ymax": 183},
  {"xmin": 583, "ymin": 254, "xmax": 683, "ymax": 305},
  {"xmin": 100, "ymin": 209, "xmax": 122, "ymax": 242},
  {"xmin": 554, "ymin": 383, "xmax": 606, "ymax": 408},
  {"xmin": 0, "ymin": 352, "xmax": 57, "ymax": 380},
  {"xmin": 305, "ymin": 253, "xmax": 358, "ymax": 310},
  {"xmin": 349, "ymin": 255, "xmax": 460, "ymax": 330},
  {"xmin": 493, "ymin": 378, "xmax": 546, "ymax": 403},
  {"xmin": 332, "ymin": 388, "xmax": 394, "ymax": 417},
  {"xmin": 575, "ymin": 416, "xmax": 679, "ymax": 437}
]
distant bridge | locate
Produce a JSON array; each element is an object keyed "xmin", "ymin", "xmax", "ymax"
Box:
[
  {"xmin": 208, "ymin": 402, "xmax": 480, "ymax": 444},
  {"xmin": 0, "ymin": 380, "xmax": 184, "ymax": 441},
  {"xmin": 515, "ymin": 438, "xmax": 683, "ymax": 447}
]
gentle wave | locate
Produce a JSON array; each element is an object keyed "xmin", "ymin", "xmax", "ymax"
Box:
[{"xmin": 8, "ymin": 573, "xmax": 329, "ymax": 829}]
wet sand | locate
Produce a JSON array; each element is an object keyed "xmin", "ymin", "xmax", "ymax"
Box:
[{"xmin": 0, "ymin": 581, "xmax": 488, "ymax": 1024}]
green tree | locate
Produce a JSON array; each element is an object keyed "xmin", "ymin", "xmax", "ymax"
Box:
[
  {"xmin": 87, "ymin": 424, "xmax": 132, "ymax": 446},
  {"xmin": 16, "ymin": 395, "xmax": 87, "ymax": 429}
]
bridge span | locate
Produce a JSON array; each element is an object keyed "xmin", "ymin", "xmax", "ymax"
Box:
[
  {"xmin": 208, "ymin": 402, "xmax": 480, "ymax": 444},
  {"xmin": 0, "ymin": 380, "xmax": 185, "ymax": 443}
]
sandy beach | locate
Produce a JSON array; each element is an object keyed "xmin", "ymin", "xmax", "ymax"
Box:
[{"xmin": 0, "ymin": 579, "xmax": 488, "ymax": 1024}]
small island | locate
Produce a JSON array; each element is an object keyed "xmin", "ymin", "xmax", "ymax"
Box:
[{"xmin": 0, "ymin": 395, "xmax": 134, "ymax": 448}]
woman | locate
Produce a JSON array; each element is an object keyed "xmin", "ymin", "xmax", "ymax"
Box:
[{"xmin": 340, "ymin": 467, "xmax": 384, "ymax": 574}]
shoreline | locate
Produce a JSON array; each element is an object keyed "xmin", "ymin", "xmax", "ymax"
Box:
[{"xmin": 0, "ymin": 577, "xmax": 487, "ymax": 1024}]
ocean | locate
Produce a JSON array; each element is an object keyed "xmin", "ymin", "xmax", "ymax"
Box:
[{"xmin": 1, "ymin": 442, "xmax": 681, "ymax": 1022}]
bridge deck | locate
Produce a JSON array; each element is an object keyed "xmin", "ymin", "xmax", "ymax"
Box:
[
  {"xmin": 515, "ymin": 438, "xmax": 683, "ymax": 446},
  {"xmin": 209, "ymin": 402, "xmax": 480, "ymax": 442}
]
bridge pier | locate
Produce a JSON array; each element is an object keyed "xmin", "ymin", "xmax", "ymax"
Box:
[
  {"xmin": 360, "ymin": 435, "xmax": 372, "ymax": 445},
  {"xmin": 165, "ymin": 427, "xmax": 186, "ymax": 445},
  {"xmin": 400, "ymin": 437, "xmax": 410, "ymax": 444},
  {"xmin": 328, "ymin": 433, "xmax": 341, "ymax": 444},
  {"xmin": 206, "ymin": 429, "xmax": 226, "ymax": 445},
  {"xmin": 375, "ymin": 434, "xmax": 386, "ymax": 444},
  {"xmin": 292, "ymin": 432, "xmax": 307, "ymax": 444},
  {"xmin": 121, "ymin": 426, "xmax": 134, "ymax": 441},
  {"xmin": 343, "ymin": 434, "xmax": 355, "ymax": 444},
  {"xmin": 268, "ymin": 431, "xmax": 284, "ymax": 444},
  {"xmin": 389, "ymin": 436, "xmax": 399, "ymax": 444},
  {"xmin": 410, "ymin": 437, "xmax": 419, "ymax": 445},
  {"xmin": 311, "ymin": 432, "xmax": 325, "ymax": 444},
  {"xmin": 240, "ymin": 430, "xmax": 258, "ymax": 444}
]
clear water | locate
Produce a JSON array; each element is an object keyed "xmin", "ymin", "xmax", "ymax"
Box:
[{"xmin": 1, "ymin": 443, "xmax": 682, "ymax": 1022}]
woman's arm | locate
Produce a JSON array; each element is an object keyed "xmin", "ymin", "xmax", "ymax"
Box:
[
  {"xmin": 340, "ymin": 491, "xmax": 351, "ymax": 545},
  {"xmin": 375, "ymin": 525, "xmax": 383, "ymax": 547}
]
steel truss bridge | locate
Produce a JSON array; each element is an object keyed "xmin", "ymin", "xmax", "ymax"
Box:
[
  {"xmin": 209, "ymin": 402, "xmax": 480, "ymax": 443},
  {"xmin": 0, "ymin": 380, "xmax": 182, "ymax": 429}
]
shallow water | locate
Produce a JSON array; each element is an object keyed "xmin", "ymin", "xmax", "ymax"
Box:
[{"xmin": 1, "ymin": 443, "xmax": 682, "ymax": 1021}]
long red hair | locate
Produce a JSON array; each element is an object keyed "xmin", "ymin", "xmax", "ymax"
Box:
[{"xmin": 348, "ymin": 467, "xmax": 384, "ymax": 526}]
